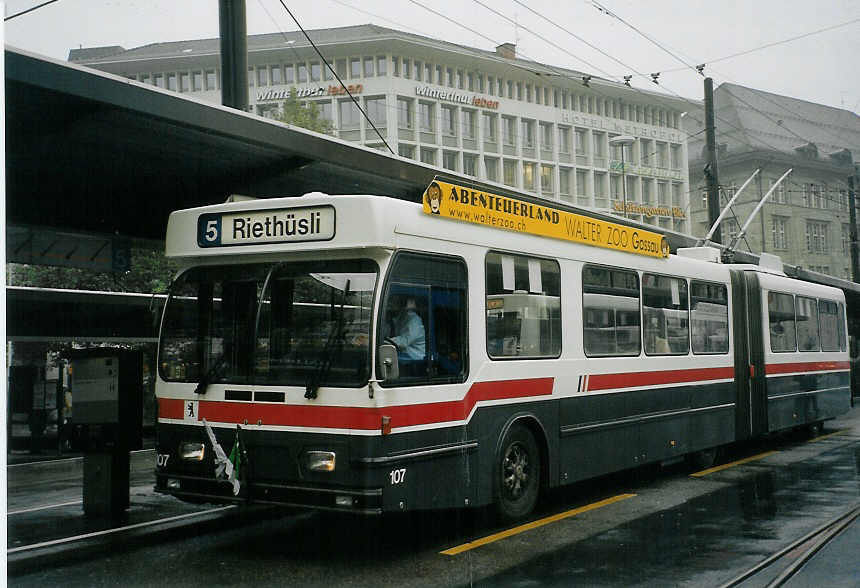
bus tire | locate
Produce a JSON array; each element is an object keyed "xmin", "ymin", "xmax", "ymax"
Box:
[
  {"xmin": 495, "ymin": 424, "xmax": 540, "ymax": 522},
  {"xmin": 687, "ymin": 446, "xmax": 719, "ymax": 471}
]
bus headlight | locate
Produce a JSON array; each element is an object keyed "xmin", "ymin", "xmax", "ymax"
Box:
[
  {"xmin": 306, "ymin": 451, "xmax": 336, "ymax": 472},
  {"xmin": 180, "ymin": 442, "xmax": 205, "ymax": 461}
]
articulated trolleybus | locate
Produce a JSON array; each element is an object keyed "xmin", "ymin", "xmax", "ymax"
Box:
[{"xmin": 155, "ymin": 177, "xmax": 851, "ymax": 520}]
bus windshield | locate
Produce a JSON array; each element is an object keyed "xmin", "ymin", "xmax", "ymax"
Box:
[{"xmin": 158, "ymin": 259, "xmax": 377, "ymax": 389}]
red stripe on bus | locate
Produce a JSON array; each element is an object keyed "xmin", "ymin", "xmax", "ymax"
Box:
[
  {"xmin": 158, "ymin": 377, "xmax": 553, "ymax": 429},
  {"xmin": 587, "ymin": 366, "xmax": 735, "ymax": 391},
  {"xmin": 765, "ymin": 361, "xmax": 850, "ymax": 375}
]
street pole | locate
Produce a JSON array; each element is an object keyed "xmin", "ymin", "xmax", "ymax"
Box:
[
  {"xmin": 704, "ymin": 77, "xmax": 721, "ymax": 244},
  {"xmin": 219, "ymin": 0, "xmax": 249, "ymax": 112},
  {"xmin": 610, "ymin": 135, "xmax": 636, "ymax": 219},
  {"xmin": 849, "ymin": 173, "xmax": 859, "ymax": 283}
]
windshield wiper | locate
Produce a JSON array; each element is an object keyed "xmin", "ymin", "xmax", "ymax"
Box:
[
  {"xmin": 305, "ymin": 280, "xmax": 350, "ymax": 399},
  {"xmin": 195, "ymin": 352, "xmax": 227, "ymax": 395}
]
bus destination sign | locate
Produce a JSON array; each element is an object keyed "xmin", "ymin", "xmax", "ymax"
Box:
[
  {"xmin": 197, "ymin": 205, "xmax": 335, "ymax": 247},
  {"xmin": 422, "ymin": 179, "xmax": 669, "ymax": 259}
]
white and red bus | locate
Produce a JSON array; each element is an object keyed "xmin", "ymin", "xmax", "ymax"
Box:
[{"xmin": 154, "ymin": 178, "xmax": 851, "ymax": 520}]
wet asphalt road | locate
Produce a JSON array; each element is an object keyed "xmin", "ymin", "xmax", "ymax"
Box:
[{"xmin": 7, "ymin": 411, "xmax": 860, "ymax": 587}]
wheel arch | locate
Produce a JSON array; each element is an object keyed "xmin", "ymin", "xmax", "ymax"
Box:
[{"xmin": 495, "ymin": 412, "xmax": 551, "ymax": 490}]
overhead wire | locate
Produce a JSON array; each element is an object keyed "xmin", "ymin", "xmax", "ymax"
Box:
[
  {"xmin": 273, "ymin": 0, "xmax": 394, "ymax": 154},
  {"xmin": 4, "ymin": 0, "xmax": 59, "ymax": 21}
]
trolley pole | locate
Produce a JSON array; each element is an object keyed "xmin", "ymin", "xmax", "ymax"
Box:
[
  {"xmin": 704, "ymin": 78, "xmax": 722, "ymax": 245},
  {"xmin": 219, "ymin": 0, "xmax": 249, "ymax": 112}
]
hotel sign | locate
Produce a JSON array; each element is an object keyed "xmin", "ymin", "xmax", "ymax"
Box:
[
  {"xmin": 560, "ymin": 111, "xmax": 683, "ymax": 143},
  {"xmin": 415, "ymin": 85, "xmax": 499, "ymax": 110}
]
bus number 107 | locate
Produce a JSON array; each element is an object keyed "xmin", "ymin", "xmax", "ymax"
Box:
[{"xmin": 389, "ymin": 468, "xmax": 406, "ymax": 485}]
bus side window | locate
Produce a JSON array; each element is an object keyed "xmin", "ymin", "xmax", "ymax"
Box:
[
  {"xmin": 819, "ymin": 299, "xmax": 841, "ymax": 352},
  {"xmin": 582, "ymin": 265, "xmax": 640, "ymax": 357},
  {"xmin": 690, "ymin": 280, "xmax": 728, "ymax": 354},
  {"xmin": 796, "ymin": 295, "xmax": 819, "ymax": 351},
  {"xmin": 485, "ymin": 252, "xmax": 560, "ymax": 359},
  {"xmin": 768, "ymin": 291, "xmax": 797, "ymax": 352}
]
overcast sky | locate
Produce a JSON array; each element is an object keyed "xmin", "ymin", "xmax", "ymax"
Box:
[{"xmin": 4, "ymin": 0, "xmax": 859, "ymax": 112}]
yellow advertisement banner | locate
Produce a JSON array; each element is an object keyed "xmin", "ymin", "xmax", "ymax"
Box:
[{"xmin": 422, "ymin": 179, "xmax": 669, "ymax": 258}]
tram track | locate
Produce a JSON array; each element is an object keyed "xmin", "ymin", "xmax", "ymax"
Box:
[{"xmin": 719, "ymin": 502, "xmax": 860, "ymax": 587}]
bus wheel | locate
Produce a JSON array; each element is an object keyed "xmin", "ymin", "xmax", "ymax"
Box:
[{"xmin": 496, "ymin": 424, "xmax": 540, "ymax": 522}]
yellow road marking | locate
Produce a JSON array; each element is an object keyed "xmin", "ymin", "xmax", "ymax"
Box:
[
  {"xmin": 440, "ymin": 493, "xmax": 636, "ymax": 556},
  {"xmin": 690, "ymin": 450, "xmax": 778, "ymax": 478},
  {"xmin": 809, "ymin": 429, "xmax": 850, "ymax": 442}
]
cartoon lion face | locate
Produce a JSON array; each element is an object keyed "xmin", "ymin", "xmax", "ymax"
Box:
[{"xmin": 427, "ymin": 182, "xmax": 442, "ymax": 214}]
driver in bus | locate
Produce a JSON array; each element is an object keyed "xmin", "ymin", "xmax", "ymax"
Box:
[{"xmin": 390, "ymin": 297, "xmax": 426, "ymax": 361}]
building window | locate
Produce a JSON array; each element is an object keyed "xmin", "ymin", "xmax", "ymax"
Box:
[
  {"xmin": 376, "ymin": 56, "xmax": 387, "ymax": 76},
  {"xmin": 443, "ymin": 151, "xmax": 458, "ymax": 171},
  {"xmin": 558, "ymin": 127, "xmax": 570, "ymax": 154},
  {"xmin": 504, "ymin": 159, "xmax": 517, "ymax": 187},
  {"xmin": 180, "ymin": 72, "xmax": 190, "ymax": 92},
  {"xmin": 420, "ymin": 147, "xmax": 437, "ymax": 166},
  {"xmin": 363, "ymin": 57, "xmax": 374, "ymax": 77},
  {"xmin": 205, "ymin": 70, "xmax": 216, "ymax": 90},
  {"xmin": 436, "ymin": 64, "xmax": 443, "ymax": 84},
  {"xmin": 442, "ymin": 105, "xmax": 457, "ymax": 136},
  {"xmin": 446, "ymin": 67, "xmax": 454, "ymax": 87},
  {"xmin": 398, "ymin": 144, "xmax": 415, "ymax": 159},
  {"xmin": 507, "ymin": 80, "xmax": 513, "ymax": 98},
  {"xmin": 424, "ymin": 62, "xmax": 432, "ymax": 82},
  {"xmin": 365, "ymin": 97, "xmax": 386, "ymax": 127},
  {"xmin": 541, "ymin": 165, "xmax": 553, "ymax": 194},
  {"xmin": 285, "ymin": 64, "xmax": 295, "ymax": 83},
  {"xmin": 843, "ymin": 224, "xmax": 851, "ymax": 255},
  {"xmin": 593, "ymin": 173, "xmax": 607, "ymax": 201},
  {"xmin": 806, "ymin": 221, "xmax": 828, "ymax": 253},
  {"xmin": 297, "ymin": 63, "xmax": 307, "ymax": 83},
  {"xmin": 769, "ymin": 179, "xmax": 787, "ymax": 204},
  {"xmin": 324, "ymin": 61, "xmax": 333, "ymax": 81},
  {"xmin": 462, "ymin": 109, "xmax": 476, "ymax": 139},
  {"xmin": 463, "ymin": 154, "xmax": 477, "ymax": 177},
  {"xmin": 456, "ymin": 69, "xmax": 464, "ymax": 89},
  {"xmin": 419, "ymin": 102, "xmax": 434, "ymax": 132},
  {"xmin": 397, "ymin": 97, "xmax": 413, "ymax": 129},
  {"xmin": 271, "ymin": 66, "xmax": 282, "ymax": 85},
  {"xmin": 403, "ymin": 59, "xmax": 411, "ymax": 79},
  {"xmin": 522, "ymin": 120, "xmax": 535, "ymax": 148},
  {"xmin": 339, "ymin": 100, "xmax": 361, "ymax": 129},
  {"xmin": 670, "ymin": 144, "xmax": 681, "ymax": 169},
  {"xmin": 310, "ymin": 62, "xmax": 321, "ymax": 82},
  {"xmin": 540, "ymin": 123, "xmax": 553, "ymax": 151},
  {"xmin": 392, "ymin": 56, "xmax": 400, "ymax": 77},
  {"xmin": 575, "ymin": 128, "xmax": 587, "ymax": 156},
  {"xmin": 193, "ymin": 71, "xmax": 203, "ymax": 91},
  {"xmin": 484, "ymin": 157, "xmax": 499, "ymax": 182},
  {"xmin": 347, "ymin": 58, "xmax": 358, "ymax": 79},
  {"xmin": 559, "ymin": 168, "xmax": 571, "ymax": 199},
  {"xmin": 167, "ymin": 73, "xmax": 177, "ymax": 91},
  {"xmin": 576, "ymin": 170, "xmax": 588, "ymax": 197},
  {"xmin": 772, "ymin": 217, "xmax": 788, "ymax": 250},
  {"xmin": 503, "ymin": 116, "xmax": 516, "ymax": 145},
  {"xmin": 523, "ymin": 162, "xmax": 536, "ymax": 191},
  {"xmin": 483, "ymin": 113, "xmax": 497, "ymax": 142}
]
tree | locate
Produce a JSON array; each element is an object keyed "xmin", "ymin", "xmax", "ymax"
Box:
[{"xmin": 276, "ymin": 88, "xmax": 334, "ymax": 134}]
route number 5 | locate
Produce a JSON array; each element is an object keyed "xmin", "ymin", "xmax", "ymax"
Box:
[{"xmin": 205, "ymin": 220, "xmax": 219, "ymax": 242}]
